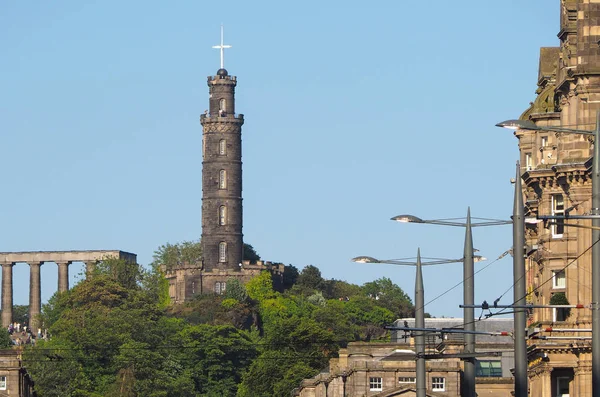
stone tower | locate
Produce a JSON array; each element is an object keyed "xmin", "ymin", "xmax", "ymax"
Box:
[
  {"xmin": 513, "ymin": 1, "xmax": 600, "ymax": 395},
  {"xmin": 200, "ymin": 68, "xmax": 244, "ymax": 271},
  {"xmin": 161, "ymin": 30, "xmax": 284, "ymax": 302}
]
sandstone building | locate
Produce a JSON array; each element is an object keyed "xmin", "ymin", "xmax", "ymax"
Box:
[
  {"xmin": 511, "ymin": 1, "xmax": 600, "ymax": 395},
  {"xmin": 293, "ymin": 318, "xmax": 515, "ymax": 397}
]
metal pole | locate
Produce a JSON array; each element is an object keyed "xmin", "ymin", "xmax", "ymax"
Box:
[
  {"xmin": 415, "ymin": 249, "xmax": 426, "ymax": 397},
  {"xmin": 463, "ymin": 209, "xmax": 476, "ymax": 397},
  {"xmin": 513, "ymin": 162, "xmax": 528, "ymax": 397},
  {"xmin": 592, "ymin": 110, "xmax": 600, "ymax": 397}
]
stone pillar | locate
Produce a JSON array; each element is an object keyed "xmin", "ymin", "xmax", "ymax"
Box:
[
  {"xmin": 28, "ymin": 262, "xmax": 42, "ymax": 331},
  {"xmin": 1, "ymin": 263, "xmax": 14, "ymax": 328},
  {"xmin": 85, "ymin": 261, "xmax": 97, "ymax": 279},
  {"xmin": 57, "ymin": 262, "xmax": 70, "ymax": 292}
]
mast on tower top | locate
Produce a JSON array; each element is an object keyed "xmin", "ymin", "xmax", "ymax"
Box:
[{"xmin": 212, "ymin": 24, "xmax": 231, "ymax": 70}]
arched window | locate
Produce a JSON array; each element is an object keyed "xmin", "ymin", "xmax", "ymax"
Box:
[
  {"xmin": 219, "ymin": 170, "xmax": 227, "ymax": 189},
  {"xmin": 219, "ymin": 98, "xmax": 226, "ymax": 113},
  {"xmin": 219, "ymin": 139, "xmax": 226, "ymax": 155},
  {"xmin": 219, "ymin": 206, "xmax": 227, "ymax": 225},
  {"xmin": 219, "ymin": 242, "xmax": 227, "ymax": 262}
]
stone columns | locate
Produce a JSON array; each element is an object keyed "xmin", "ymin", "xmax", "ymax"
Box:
[
  {"xmin": 85, "ymin": 261, "xmax": 97, "ymax": 278},
  {"xmin": 1, "ymin": 263, "xmax": 14, "ymax": 327},
  {"xmin": 57, "ymin": 261, "xmax": 70, "ymax": 292},
  {"xmin": 28, "ymin": 262, "xmax": 42, "ymax": 331}
]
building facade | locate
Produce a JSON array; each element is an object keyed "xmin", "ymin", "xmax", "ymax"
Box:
[
  {"xmin": 513, "ymin": 1, "xmax": 600, "ymax": 395},
  {"xmin": 294, "ymin": 318, "xmax": 514, "ymax": 397},
  {"xmin": 0, "ymin": 349, "xmax": 36, "ymax": 397}
]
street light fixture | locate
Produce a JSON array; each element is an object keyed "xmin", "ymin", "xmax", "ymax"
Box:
[
  {"xmin": 392, "ymin": 209, "xmax": 510, "ymax": 397},
  {"xmin": 497, "ymin": 112, "xmax": 600, "ymax": 397},
  {"xmin": 393, "ymin": 214, "xmax": 512, "ymax": 228},
  {"xmin": 352, "ymin": 250, "xmax": 481, "ymax": 397}
]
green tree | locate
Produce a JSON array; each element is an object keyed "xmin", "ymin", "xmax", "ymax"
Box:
[
  {"xmin": 224, "ymin": 279, "xmax": 248, "ymax": 302},
  {"xmin": 246, "ymin": 271, "xmax": 277, "ymax": 301},
  {"xmin": 178, "ymin": 324, "xmax": 258, "ymax": 396},
  {"xmin": 152, "ymin": 240, "xmax": 202, "ymax": 270},
  {"xmin": 297, "ymin": 265, "xmax": 325, "ymax": 292},
  {"xmin": 362, "ymin": 277, "xmax": 414, "ymax": 319},
  {"xmin": 243, "ymin": 244, "xmax": 260, "ymax": 263},
  {"xmin": 282, "ymin": 264, "xmax": 299, "ymax": 290},
  {"xmin": 238, "ymin": 316, "xmax": 335, "ymax": 397},
  {"xmin": 0, "ymin": 328, "xmax": 12, "ymax": 348},
  {"xmin": 95, "ymin": 258, "xmax": 142, "ymax": 290}
]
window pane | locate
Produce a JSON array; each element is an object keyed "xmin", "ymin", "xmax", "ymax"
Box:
[
  {"xmin": 552, "ymin": 194, "xmax": 565, "ymax": 236},
  {"xmin": 219, "ymin": 170, "xmax": 227, "ymax": 189},
  {"xmin": 432, "ymin": 377, "xmax": 445, "ymax": 391},
  {"xmin": 553, "ymin": 270, "xmax": 565, "ymax": 288},
  {"xmin": 476, "ymin": 360, "xmax": 502, "ymax": 377},
  {"xmin": 219, "ymin": 206, "xmax": 226, "ymax": 225},
  {"xmin": 369, "ymin": 377, "xmax": 382, "ymax": 391},
  {"xmin": 219, "ymin": 242, "xmax": 227, "ymax": 262}
]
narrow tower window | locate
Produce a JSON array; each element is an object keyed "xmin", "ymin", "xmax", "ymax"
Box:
[
  {"xmin": 219, "ymin": 206, "xmax": 227, "ymax": 225},
  {"xmin": 219, "ymin": 98, "xmax": 226, "ymax": 116},
  {"xmin": 219, "ymin": 242, "xmax": 227, "ymax": 262},
  {"xmin": 219, "ymin": 139, "xmax": 226, "ymax": 155},
  {"xmin": 219, "ymin": 170, "xmax": 227, "ymax": 189},
  {"xmin": 552, "ymin": 194, "xmax": 565, "ymax": 238}
]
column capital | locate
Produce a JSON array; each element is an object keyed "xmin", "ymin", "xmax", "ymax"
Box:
[
  {"xmin": 55, "ymin": 261, "xmax": 72, "ymax": 265},
  {"xmin": 28, "ymin": 261, "xmax": 43, "ymax": 267},
  {"xmin": 0, "ymin": 262, "xmax": 14, "ymax": 267}
]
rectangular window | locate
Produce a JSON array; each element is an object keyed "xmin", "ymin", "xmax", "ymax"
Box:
[
  {"xmin": 432, "ymin": 377, "xmax": 445, "ymax": 391},
  {"xmin": 553, "ymin": 270, "xmax": 566, "ymax": 289},
  {"xmin": 541, "ymin": 136, "xmax": 548, "ymax": 147},
  {"xmin": 369, "ymin": 377, "xmax": 383, "ymax": 392},
  {"xmin": 398, "ymin": 377, "xmax": 415, "ymax": 384},
  {"xmin": 0, "ymin": 376, "xmax": 6, "ymax": 390},
  {"xmin": 552, "ymin": 194, "xmax": 565, "ymax": 237},
  {"xmin": 219, "ymin": 139, "xmax": 226, "ymax": 155},
  {"xmin": 525, "ymin": 152, "xmax": 533, "ymax": 170},
  {"xmin": 476, "ymin": 360, "xmax": 502, "ymax": 377}
]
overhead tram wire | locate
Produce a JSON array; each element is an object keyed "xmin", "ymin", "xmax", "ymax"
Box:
[{"xmin": 468, "ymin": 239, "xmax": 600, "ymax": 322}]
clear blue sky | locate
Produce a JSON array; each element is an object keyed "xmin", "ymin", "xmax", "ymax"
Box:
[{"xmin": 2, "ymin": 1, "xmax": 558, "ymax": 317}]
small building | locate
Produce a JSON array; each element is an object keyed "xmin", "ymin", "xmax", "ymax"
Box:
[
  {"xmin": 163, "ymin": 259, "xmax": 284, "ymax": 302},
  {"xmin": 0, "ymin": 349, "xmax": 36, "ymax": 396},
  {"xmin": 293, "ymin": 318, "xmax": 514, "ymax": 397}
]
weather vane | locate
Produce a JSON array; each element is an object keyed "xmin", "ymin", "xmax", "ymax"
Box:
[{"xmin": 212, "ymin": 24, "xmax": 231, "ymax": 69}]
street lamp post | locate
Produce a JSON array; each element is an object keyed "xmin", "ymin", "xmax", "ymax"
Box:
[
  {"xmin": 512, "ymin": 162, "xmax": 527, "ymax": 397},
  {"xmin": 392, "ymin": 209, "xmax": 510, "ymax": 397},
  {"xmin": 352, "ymin": 252, "xmax": 485, "ymax": 397},
  {"xmin": 497, "ymin": 112, "xmax": 600, "ymax": 397}
]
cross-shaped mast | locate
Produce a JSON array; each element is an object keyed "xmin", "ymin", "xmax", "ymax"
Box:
[{"xmin": 212, "ymin": 25, "xmax": 231, "ymax": 70}]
